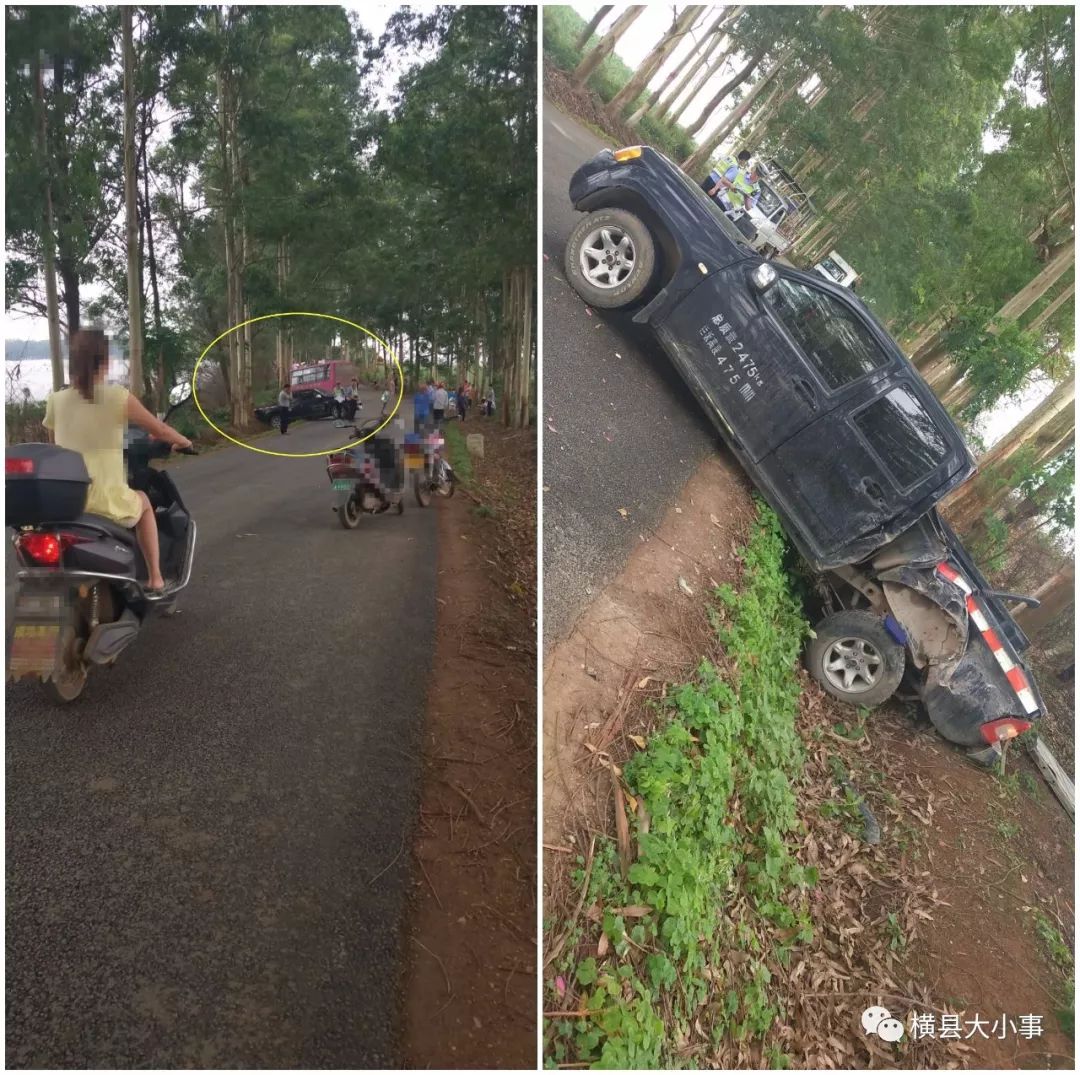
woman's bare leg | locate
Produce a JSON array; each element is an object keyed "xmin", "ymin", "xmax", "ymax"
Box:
[{"xmin": 134, "ymin": 491, "xmax": 165, "ymax": 590}]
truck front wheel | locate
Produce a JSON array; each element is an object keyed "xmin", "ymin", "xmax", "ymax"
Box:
[
  {"xmin": 806, "ymin": 610, "xmax": 905, "ymax": 708},
  {"xmin": 564, "ymin": 208, "xmax": 656, "ymax": 310}
]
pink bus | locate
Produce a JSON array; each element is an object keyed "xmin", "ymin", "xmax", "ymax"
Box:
[{"xmin": 290, "ymin": 360, "xmax": 363, "ymax": 395}]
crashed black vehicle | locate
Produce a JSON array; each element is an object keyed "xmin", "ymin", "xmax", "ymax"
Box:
[{"xmin": 563, "ymin": 144, "xmax": 1045, "ymax": 766}]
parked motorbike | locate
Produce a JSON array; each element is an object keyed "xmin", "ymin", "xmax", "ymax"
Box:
[
  {"xmin": 326, "ymin": 418, "xmax": 404, "ymax": 529},
  {"xmin": 6, "ymin": 398, "xmax": 198, "ymax": 703},
  {"xmin": 411, "ymin": 430, "xmax": 456, "ymax": 506}
]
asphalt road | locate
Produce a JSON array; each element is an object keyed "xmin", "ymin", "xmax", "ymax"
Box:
[
  {"xmin": 6, "ymin": 395, "xmax": 435, "ymax": 1068},
  {"xmin": 542, "ymin": 102, "xmax": 721, "ymax": 643}
]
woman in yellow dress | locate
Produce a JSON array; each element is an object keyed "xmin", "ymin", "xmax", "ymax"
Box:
[{"xmin": 43, "ymin": 329, "xmax": 192, "ymax": 595}]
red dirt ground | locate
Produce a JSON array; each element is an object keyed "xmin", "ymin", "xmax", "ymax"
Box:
[{"xmin": 402, "ymin": 425, "xmax": 537, "ymax": 1068}]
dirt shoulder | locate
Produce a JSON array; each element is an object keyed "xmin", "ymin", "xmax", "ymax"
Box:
[
  {"xmin": 403, "ymin": 423, "xmax": 537, "ymax": 1068},
  {"xmin": 543, "ymin": 451, "xmax": 1074, "ymax": 1069}
]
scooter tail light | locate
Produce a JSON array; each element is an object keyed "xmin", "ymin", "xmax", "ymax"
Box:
[
  {"xmin": 979, "ymin": 717, "xmax": 1033, "ymax": 745},
  {"xmin": 17, "ymin": 531, "xmax": 90, "ymax": 566},
  {"xmin": 6, "ymin": 457, "xmax": 35, "ymax": 474}
]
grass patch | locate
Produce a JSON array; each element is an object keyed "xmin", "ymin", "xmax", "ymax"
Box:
[
  {"xmin": 441, "ymin": 421, "xmax": 474, "ymax": 485},
  {"xmin": 545, "ymin": 503, "xmax": 813, "ymax": 1067}
]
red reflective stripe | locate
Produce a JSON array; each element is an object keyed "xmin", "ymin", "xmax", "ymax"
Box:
[
  {"xmin": 1006, "ymin": 667, "xmax": 1028, "ymax": 693},
  {"xmin": 938, "ymin": 562, "xmax": 958, "ymax": 580},
  {"xmin": 982, "ymin": 628, "xmax": 1003, "ymax": 651},
  {"xmin": 966, "ymin": 595, "xmax": 977, "ymax": 613}
]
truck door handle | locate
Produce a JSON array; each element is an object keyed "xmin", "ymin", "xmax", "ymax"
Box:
[
  {"xmin": 861, "ymin": 478, "xmax": 886, "ymax": 502},
  {"xmin": 792, "ymin": 377, "xmax": 818, "ymax": 410}
]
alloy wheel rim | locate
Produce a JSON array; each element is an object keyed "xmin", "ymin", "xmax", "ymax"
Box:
[
  {"xmin": 822, "ymin": 636, "xmax": 883, "ymax": 694},
  {"xmin": 579, "ymin": 225, "xmax": 636, "ymax": 288}
]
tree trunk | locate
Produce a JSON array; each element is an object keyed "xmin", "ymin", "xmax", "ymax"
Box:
[
  {"xmin": 572, "ymin": 6, "xmax": 646, "ymax": 88},
  {"xmin": 1026, "ymin": 281, "xmax": 1074, "ymax": 332},
  {"xmin": 665, "ymin": 31, "xmax": 739, "ymax": 126},
  {"xmin": 139, "ymin": 91, "xmax": 166, "ymax": 413},
  {"xmin": 648, "ymin": 13, "xmax": 728, "ymax": 125},
  {"xmin": 605, "ymin": 6, "xmax": 704, "ymax": 121},
  {"xmin": 695, "ymin": 53, "xmax": 790, "ymax": 157},
  {"xmin": 627, "ymin": 6, "xmax": 718, "ymax": 126},
  {"xmin": 277, "ymin": 237, "xmax": 288, "ymax": 385},
  {"xmin": 684, "ymin": 48, "xmax": 764, "ymax": 138},
  {"xmin": 216, "ymin": 13, "xmax": 237, "ymax": 415},
  {"xmin": 990, "ymin": 238, "xmax": 1075, "ymax": 329},
  {"xmin": 576, "ymin": 5, "xmax": 614, "ymax": 51},
  {"xmin": 945, "ymin": 375, "xmax": 1075, "ymax": 520},
  {"xmin": 33, "ymin": 50, "xmax": 64, "ymax": 391},
  {"xmin": 122, "ymin": 8, "xmax": 144, "ymax": 400},
  {"xmin": 1012, "ymin": 563, "xmax": 1075, "ymax": 638},
  {"xmin": 501, "ymin": 264, "xmax": 534, "ymax": 429}
]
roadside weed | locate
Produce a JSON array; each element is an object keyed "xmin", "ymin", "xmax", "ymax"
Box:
[
  {"xmin": 546, "ymin": 504, "xmax": 813, "ymax": 1066},
  {"xmin": 441, "ymin": 422, "xmax": 474, "ymax": 484}
]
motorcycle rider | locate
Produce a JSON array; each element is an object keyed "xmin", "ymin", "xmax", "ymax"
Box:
[{"xmin": 43, "ymin": 328, "xmax": 192, "ymax": 596}]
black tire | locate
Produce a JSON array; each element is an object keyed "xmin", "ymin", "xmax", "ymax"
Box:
[
  {"xmin": 40, "ymin": 626, "xmax": 88, "ymax": 704},
  {"xmin": 805, "ymin": 609, "xmax": 905, "ymax": 708},
  {"xmin": 413, "ymin": 473, "xmax": 431, "ymax": 507},
  {"xmin": 563, "ymin": 208, "xmax": 657, "ymax": 310},
  {"xmin": 269, "ymin": 413, "xmax": 282, "ymax": 430},
  {"xmin": 339, "ymin": 495, "xmax": 362, "ymax": 529}
]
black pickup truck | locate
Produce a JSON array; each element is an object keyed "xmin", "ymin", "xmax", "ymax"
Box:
[{"xmin": 563, "ymin": 145, "xmax": 1044, "ymax": 765}]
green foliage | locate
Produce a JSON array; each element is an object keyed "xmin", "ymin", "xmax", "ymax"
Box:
[
  {"xmin": 441, "ymin": 421, "xmax": 474, "ymax": 485},
  {"xmin": 546, "ymin": 502, "xmax": 813, "ymax": 1066}
]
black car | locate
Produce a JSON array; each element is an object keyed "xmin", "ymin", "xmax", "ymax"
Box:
[
  {"xmin": 563, "ymin": 145, "xmax": 1044, "ymax": 763},
  {"xmin": 254, "ymin": 388, "xmax": 335, "ymax": 429}
]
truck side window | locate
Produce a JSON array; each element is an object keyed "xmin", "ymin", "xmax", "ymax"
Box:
[
  {"xmin": 853, "ymin": 386, "xmax": 949, "ymax": 488},
  {"xmin": 765, "ymin": 278, "xmax": 887, "ymax": 390}
]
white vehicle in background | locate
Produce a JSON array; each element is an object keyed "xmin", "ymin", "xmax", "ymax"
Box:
[
  {"xmin": 715, "ymin": 159, "xmax": 813, "ymax": 260},
  {"xmin": 814, "ymin": 250, "xmax": 858, "ymax": 288}
]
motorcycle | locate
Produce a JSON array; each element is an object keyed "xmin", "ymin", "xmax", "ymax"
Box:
[
  {"xmin": 326, "ymin": 417, "xmax": 404, "ymax": 529},
  {"xmin": 411, "ymin": 430, "xmax": 455, "ymax": 506},
  {"xmin": 6, "ymin": 397, "xmax": 198, "ymax": 703}
]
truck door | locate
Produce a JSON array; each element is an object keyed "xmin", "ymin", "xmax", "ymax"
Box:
[{"xmin": 655, "ymin": 265, "xmax": 896, "ymax": 463}]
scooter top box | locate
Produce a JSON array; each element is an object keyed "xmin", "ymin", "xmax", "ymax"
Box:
[{"xmin": 6, "ymin": 443, "xmax": 90, "ymax": 528}]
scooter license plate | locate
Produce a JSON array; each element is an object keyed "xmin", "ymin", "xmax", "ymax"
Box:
[
  {"xmin": 8, "ymin": 624, "xmax": 60, "ymax": 679},
  {"xmin": 405, "ymin": 455, "xmax": 423, "ymax": 470},
  {"xmin": 332, "ymin": 479, "xmax": 353, "ymax": 491}
]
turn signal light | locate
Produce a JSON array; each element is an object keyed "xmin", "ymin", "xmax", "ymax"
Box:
[
  {"xmin": 979, "ymin": 717, "xmax": 1033, "ymax": 745},
  {"xmin": 613, "ymin": 146, "xmax": 643, "ymax": 162}
]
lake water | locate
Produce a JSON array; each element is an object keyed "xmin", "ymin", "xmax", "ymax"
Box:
[{"xmin": 6, "ymin": 358, "xmax": 130, "ymax": 404}]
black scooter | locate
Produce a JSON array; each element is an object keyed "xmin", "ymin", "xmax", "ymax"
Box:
[{"xmin": 6, "ymin": 399, "xmax": 198, "ymax": 703}]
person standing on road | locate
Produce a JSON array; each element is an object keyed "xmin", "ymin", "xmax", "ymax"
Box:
[
  {"xmin": 456, "ymin": 383, "xmax": 468, "ymax": 421},
  {"xmin": 485, "ymin": 385, "xmax": 495, "ymax": 417},
  {"xmin": 333, "ymin": 382, "xmax": 346, "ymax": 419},
  {"xmin": 380, "ymin": 387, "xmax": 391, "ymax": 417},
  {"xmin": 278, "ymin": 384, "xmax": 292, "ymax": 435},
  {"xmin": 433, "ymin": 382, "xmax": 449, "ymax": 427},
  {"xmin": 343, "ymin": 379, "xmax": 356, "ymax": 421},
  {"xmin": 704, "ymin": 150, "xmax": 759, "ymax": 217}
]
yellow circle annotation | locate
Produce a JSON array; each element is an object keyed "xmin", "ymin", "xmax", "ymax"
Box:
[{"xmin": 190, "ymin": 312, "xmax": 404, "ymax": 459}]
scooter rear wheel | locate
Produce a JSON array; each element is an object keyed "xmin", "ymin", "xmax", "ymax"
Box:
[
  {"xmin": 40, "ymin": 627, "xmax": 88, "ymax": 704},
  {"xmin": 339, "ymin": 495, "xmax": 363, "ymax": 529},
  {"xmin": 414, "ymin": 473, "xmax": 431, "ymax": 507}
]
